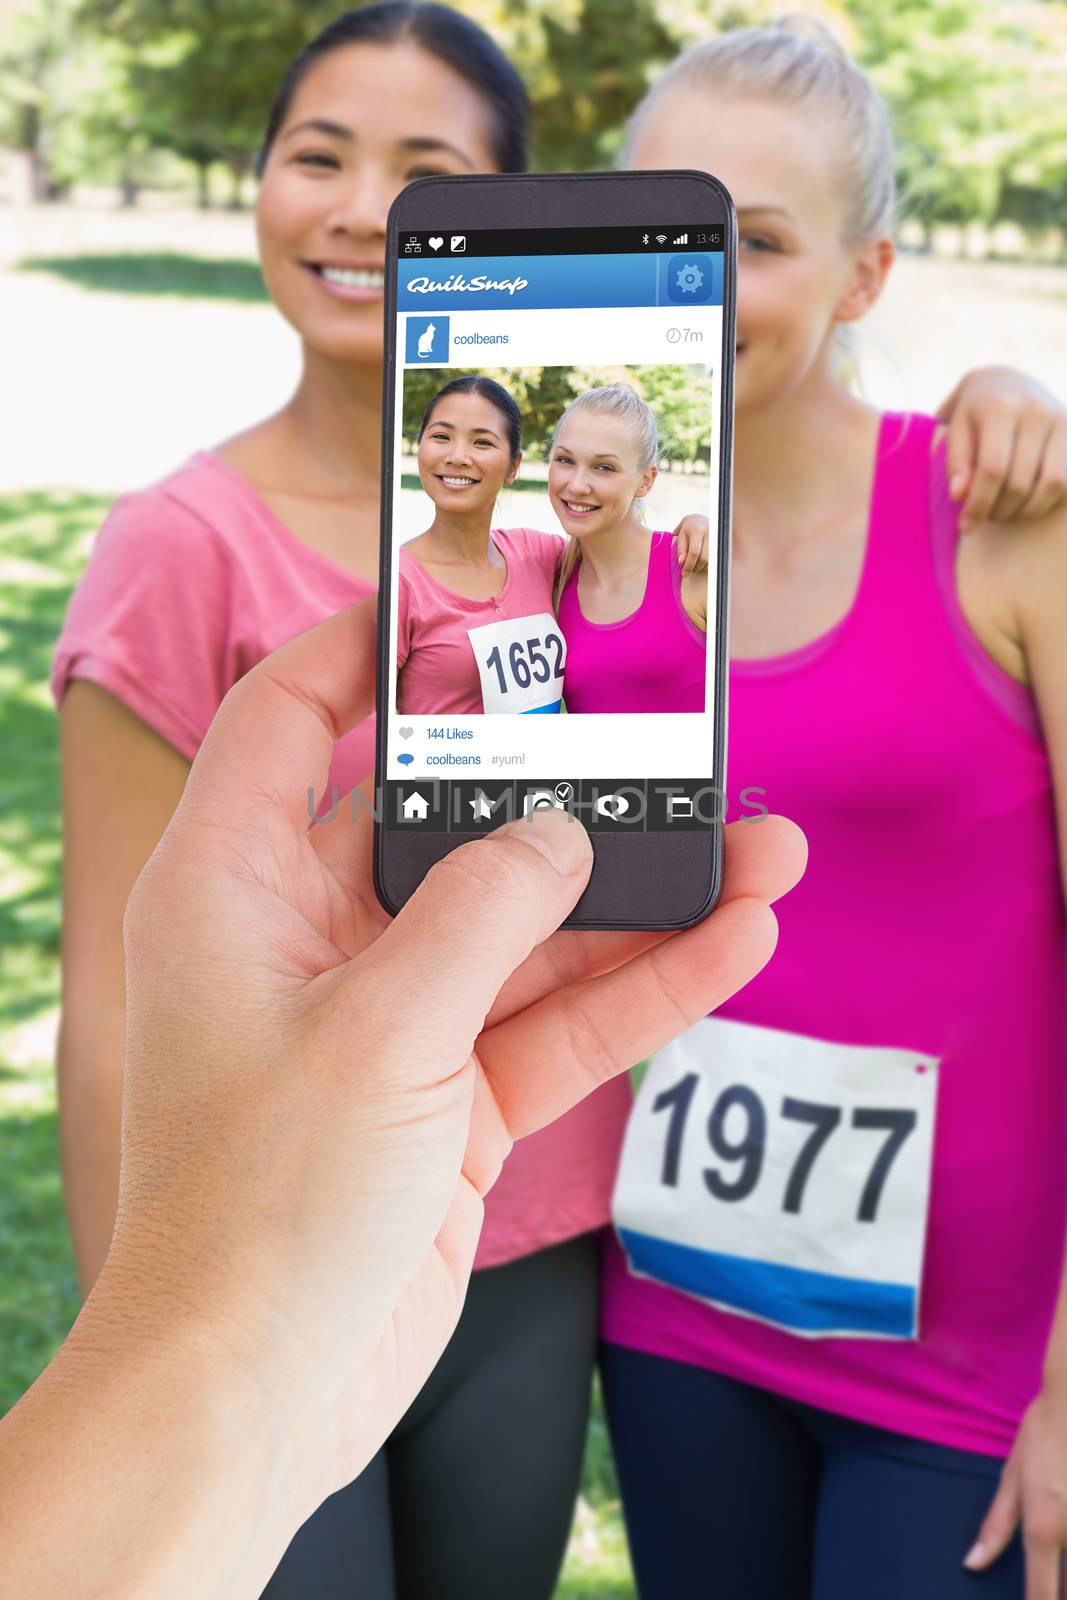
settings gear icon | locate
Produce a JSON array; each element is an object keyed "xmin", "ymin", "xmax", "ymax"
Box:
[{"xmin": 675, "ymin": 261, "xmax": 704, "ymax": 294}]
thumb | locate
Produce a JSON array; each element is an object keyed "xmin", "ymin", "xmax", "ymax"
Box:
[
  {"xmin": 964, "ymin": 1460, "xmax": 1021, "ymax": 1570},
  {"xmin": 356, "ymin": 808, "xmax": 593, "ymax": 1066}
]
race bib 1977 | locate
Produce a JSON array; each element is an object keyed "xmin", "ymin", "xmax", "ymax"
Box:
[{"xmin": 613, "ymin": 1015, "xmax": 939, "ymax": 1339}]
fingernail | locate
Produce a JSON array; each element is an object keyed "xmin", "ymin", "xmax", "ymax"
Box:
[
  {"xmin": 963, "ymin": 1541, "xmax": 986, "ymax": 1570},
  {"xmin": 502, "ymin": 807, "xmax": 590, "ymax": 875}
]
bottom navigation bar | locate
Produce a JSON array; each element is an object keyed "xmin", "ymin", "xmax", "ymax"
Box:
[{"xmin": 385, "ymin": 779, "xmax": 723, "ymax": 833}]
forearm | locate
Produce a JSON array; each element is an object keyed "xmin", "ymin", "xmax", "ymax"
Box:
[
  {"xmin": 0, "ymin": 1275, "xmax": 316, "ymax": 1599},
  {"xmin": 56, "ymin": 1014, "xmax": 124, "ymax": 1292}
]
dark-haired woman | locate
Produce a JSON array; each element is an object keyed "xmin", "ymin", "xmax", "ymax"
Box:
[
  {"xmin": 397, "ymin": 375, "xmax": 567, "ymax": 715},
  {"xmin": 51, "ymin": 4, "xmax": 1067, "ymax": 1594},
  {"xmin": 53, "ymin": 10, "xmax": 608, "ymax": 1598}
]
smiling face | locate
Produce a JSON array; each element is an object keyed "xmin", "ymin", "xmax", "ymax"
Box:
[
  {"xmin": 628, "ymin": 95, "xmax": 891, "ymax": 411},
  {"xmin": 417, "ymin": 390, "xmax": 521, "ymax": 515},
  {"xmin": 548, "ymin": 411, "xmax": 656, "ymax": 539},
  {"xmin": 256, "ymin": 43, "xmax": 499, "ymax": 365}
]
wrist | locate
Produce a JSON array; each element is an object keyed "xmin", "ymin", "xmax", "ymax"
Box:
[
  {"xmin": 73, "ymin": 1268, "xmax": 331, "ymax": 1582},
  {"xmin": 0, "ymin": 1290, "xmax": 321, "ymax": 1600}
]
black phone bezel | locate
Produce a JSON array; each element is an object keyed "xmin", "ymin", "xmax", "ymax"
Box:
[{"xmin": 374, "ymin": 170, "xmax": 735, "ymax": 931}]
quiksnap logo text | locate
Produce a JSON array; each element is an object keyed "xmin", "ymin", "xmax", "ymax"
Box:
[{"xmin": 406, "ymin": 271, "xmax": 529, "ymax": 296}]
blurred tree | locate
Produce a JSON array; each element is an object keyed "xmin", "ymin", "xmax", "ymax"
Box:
[
  {"xmin": 508, "ymin": 0, "xmax": 680, "ymax": 170},
  {"xmin": 400, "ymin": 363, "xmax": 710, "ymax": 464},
  {"xmin": 4, "ymin": 0, "xmax": 1063, "ymax": 242},
  {"xmin": 75, "ymin": 0, "xmax": 337, "ymax": 203},
  {"xmin": 0, "ymin": 0, "xmax": 80, "ymax": 199},
  {"xmin": 633, "ymin": 363, "xmax": 714, "ymax": 466},
  {"xmin": 989, "ymin": 2, "xmax": 1067, "ymax": 244},
  {"xmin": 847, "ymin": 0, "xmax": 1062, "ymax": 241}
]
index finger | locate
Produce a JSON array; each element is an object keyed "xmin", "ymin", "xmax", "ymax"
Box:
[
  {"xmin": 480, "ymin": 817, "xmax": 807, "ymax": 1137},
  {"xmin": 484, "ymin": 814, "xmax": 805, "ymax": 1025},
  {"xmin": 960, "ymin": 411, "xmax": 1018, "ymax": 530}
]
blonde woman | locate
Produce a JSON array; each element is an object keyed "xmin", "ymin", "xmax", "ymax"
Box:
[
  {"xmin": 549, "ymin": 384, "xmax": 709, "ymax": 712},
  {"xmin": 600, "ymin": 21, "xmax": 1067, "ymax": 1599}
]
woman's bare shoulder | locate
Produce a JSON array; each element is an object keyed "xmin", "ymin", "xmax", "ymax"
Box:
[{"xmin": 958, "ymin": 500, "xmax": 1067, "ymax": 686}]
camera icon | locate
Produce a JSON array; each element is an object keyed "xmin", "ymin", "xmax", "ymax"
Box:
[{"xmin": 522, "ymin": 781, "xmax": 575, "ymax": 815}]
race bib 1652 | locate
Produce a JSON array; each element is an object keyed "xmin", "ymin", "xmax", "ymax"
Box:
[{"xmin": 466, "ymin": 613, "xmax": 566, "ymax": 714}]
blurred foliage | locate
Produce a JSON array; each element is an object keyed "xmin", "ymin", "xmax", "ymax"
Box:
[
  {"xmin": 846, "ymin": 0, "xmax": 1067, "ymax": 238},
  {"xmin": 402, "ymin": 363, "xmax": 714, "ymax": 465},
  {"xmin": 0, "ymin": 0, "xmax": 1065, "ymax": 240}
]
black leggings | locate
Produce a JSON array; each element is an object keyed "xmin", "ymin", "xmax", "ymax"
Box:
[
  {"xmin": 601, "ymin": 1343, "xmax": 1025, "ymax": 1600},
  {"xmin": 261, "ymin": 1233, "xmax": 598, "ymax": 1599}
]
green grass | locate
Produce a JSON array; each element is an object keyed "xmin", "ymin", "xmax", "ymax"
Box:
[
  {"xmin": 0, "ymin": 485, "xmax": 634, "ymax": 1592},
  {"xmin": 16, "ymin": 253, "xmax": 269, "ymax": 302},
  {"xmin": 0, "ymin": 490, "xmax": 105, "ymax": 1406}
]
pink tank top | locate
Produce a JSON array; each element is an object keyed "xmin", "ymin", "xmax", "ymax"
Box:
[
  {"xmin": 559, "ymin": 530, "xmax": 706, "ymax": 712},
  {"xmin": 601, "ymin": 413, "xmax": 1067, "ymax": 1457}
]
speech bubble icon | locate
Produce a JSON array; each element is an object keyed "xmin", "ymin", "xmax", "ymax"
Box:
[{"xmin": 397, "ymin": 753, "xmax": 414, "ymax": 766}]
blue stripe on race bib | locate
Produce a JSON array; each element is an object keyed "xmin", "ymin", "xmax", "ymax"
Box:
[
  {"xmin": 618, "ymin": 1227, "xmax": 916, "ymax": 1337},
  {"xmin": 521, "ymin": 700, "xmax": 562, "ymax": 714}
]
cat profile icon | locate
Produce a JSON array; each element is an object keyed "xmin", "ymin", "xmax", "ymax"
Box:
[{"xmin": 417, "ymin": 322, "xmax": 436, "ymax": 357}]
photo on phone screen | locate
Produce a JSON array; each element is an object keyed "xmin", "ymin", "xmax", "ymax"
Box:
[{"xmin": 376, "ymin": 177, "xmax": 734, "ymax": 928}]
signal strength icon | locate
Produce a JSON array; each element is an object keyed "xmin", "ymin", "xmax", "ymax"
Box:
[
  {"xmin": 673, "ymin": 232, "xmax": 688, "ymax": 245},
  {"xmin": 655, "ymin": 233, "xmax": 668, "ymax": 244}
]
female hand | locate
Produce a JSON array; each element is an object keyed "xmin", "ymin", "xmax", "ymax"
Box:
[
  {"xmin": 965, "ymin": 1387, "xmax": 1067, "ymax": 1598},
  {"xmin": 937, "ymin": 366, "xmax": 1067, "ymax": 533},
  {"xmin": 111, "ymin": 598, "xmax": 806, "ymax": 1517},
  {"xmin": 673, "ymin": 513, "xmax": 710, "ymax": 574}
]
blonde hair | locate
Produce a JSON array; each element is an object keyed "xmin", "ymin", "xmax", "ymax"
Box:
[
  {"xmin": 551, "ymin": 385, "xmax": 659, "ymax": 608},
  {"xmin": 624, "ymin": 16, "xmax": 896, "ymax": 248}
]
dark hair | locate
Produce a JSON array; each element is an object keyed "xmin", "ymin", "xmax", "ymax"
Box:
[
  {"xmin": 418, "ymin": 375, "xmax": 522, "ymax": 460},
  {"xmin": 257, "ymin": 2, "xmax": 528, "ymax": 176}
]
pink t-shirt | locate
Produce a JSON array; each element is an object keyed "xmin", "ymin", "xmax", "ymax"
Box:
[
  {"xmin": 601, "ymin": 415, "xmax": 1065, "ymax": 1458},
  {"xmin": 52, "ymin": 452, "xmax": 632, "ymax": 1269},
  {"xmin": 397, "ymin": 528, "xmax": 563, "ymax": 714}
]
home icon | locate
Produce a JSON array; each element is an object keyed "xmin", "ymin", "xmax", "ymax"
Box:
[{"xmin": 402, "ymin": 791, "xmax": 429, "ymax": 821}]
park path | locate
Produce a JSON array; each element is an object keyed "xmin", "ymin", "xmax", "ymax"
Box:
[{"xmin": 2, "ymin": 203, "xmax": 1066, "ymax": 496}]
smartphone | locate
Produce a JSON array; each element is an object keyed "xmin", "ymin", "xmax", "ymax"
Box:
[{"xmin": 374, "ymin": 170, "xmax": 735, "ymax": 930}]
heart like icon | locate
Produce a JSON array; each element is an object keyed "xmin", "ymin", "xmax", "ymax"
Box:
[
  {"xmin": 428, "ymin": 237, "xmax": 444, "ymax": 251},
  {"xmin": 397, "ymin": 753, "xmax": 414, "ymax": 766},
  {"xmin": 398, "ymin": 726, "xmax": 414, "ymax": 739}
]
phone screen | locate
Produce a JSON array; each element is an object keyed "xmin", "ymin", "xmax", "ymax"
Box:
[{"xmin": 381, "ymin": 212, "xmax": 728, "ymax": 857}]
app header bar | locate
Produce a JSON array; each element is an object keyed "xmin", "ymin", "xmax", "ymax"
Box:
[{"xmin": 397, "ymin": 251, "xmax": 724, "ymax": 312}]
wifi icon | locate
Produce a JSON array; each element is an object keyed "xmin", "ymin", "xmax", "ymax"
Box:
[{"xmin": 655, "ymin": 234, "xmax": 668, "ymax": 244}]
